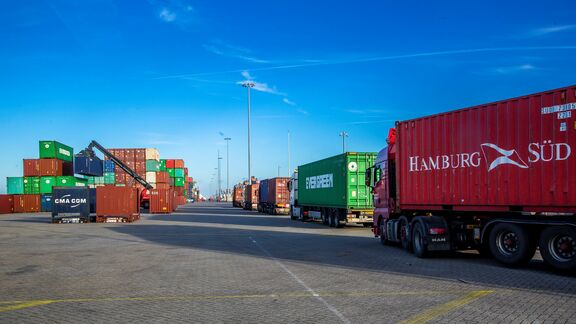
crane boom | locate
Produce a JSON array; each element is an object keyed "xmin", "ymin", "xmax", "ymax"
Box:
[{"xmin": 77, "ymin": 140, "xmax": 154, "ymax": 190}]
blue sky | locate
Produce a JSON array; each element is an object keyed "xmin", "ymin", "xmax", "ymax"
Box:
[{"xmin": 1, "ymin": 0, "xmax": 575, "ymax": 196}]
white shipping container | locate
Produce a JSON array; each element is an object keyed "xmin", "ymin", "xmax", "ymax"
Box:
[
  {"xmin": 146, "ymin": 171, "xmax": 157, "ymax": 183},
  {"xmin": 145, "ymin": 148, "xmax": 160, "ymax": 161}
]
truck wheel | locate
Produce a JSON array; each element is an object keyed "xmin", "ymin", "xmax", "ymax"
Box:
[
  {"xmin": 334, "ymin": 209, "xmax": 344, "ymax": 228},
  {"xmin": 321, "ymin": 209, "xmax": 329, "ymax": 226},
  {"xmin": 399, "ymin": 218, "xmax": 411, "ymax": 251},
  {"xmin": 380, "ymin": 222, "xmax": 391, "ymax": 246},
  {"xmin": 328, "ymin": 212, "xmax": 335, "ymax": 227},
  {"xmin": 412, "ymin": 222, "xmax": 428, "ymax": 258},
  {"xmin": 489, "ymin": 223, "xmax": 535, "ymax": 266},
  {"xmin": 539, "ymin": 226, "xmax": 576, "ymax": 271}
]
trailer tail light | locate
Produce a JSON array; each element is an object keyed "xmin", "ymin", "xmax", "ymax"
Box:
[
  {"xmin": 429, "ymin": 228, "xmax": 446, "ymax": 235},
  {"xmin": 285, "ymin": 204, "xmax": 290, "ymax": 208},
  {"xmin": 304, "ymin": 211, "xmax": 309, "ymax": 216}
]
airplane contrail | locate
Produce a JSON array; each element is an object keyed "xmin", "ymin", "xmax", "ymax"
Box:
[{"xmin": 151, "ymin": 46, "xmax": 576, "ymax": 80}]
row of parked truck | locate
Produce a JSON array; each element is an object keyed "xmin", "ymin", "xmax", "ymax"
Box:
[{"xmin": 234, "ymin": 85, "xmax": 576, "ymax": 272}]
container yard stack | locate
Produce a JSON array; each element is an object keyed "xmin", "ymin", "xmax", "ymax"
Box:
[
  {"xmin": 5, "ymin": 140, "xmax": 83, "ymax": 214},
  {"xmin": 165, "ymin": 159, "xmax": 187, "ymax": 207},
  {"xmin": 258, "ymin": 177, "xmax": 291, "ymax": 215}
]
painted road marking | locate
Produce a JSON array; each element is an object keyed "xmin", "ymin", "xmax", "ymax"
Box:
[
  {"xmin": 248, "ymin": 236, "xmax": 351, "ymax": 324},
  {"xmin": 0, "ymin": 290, "xmax": 474, "ymax": 314},
  {"xmin": 400, "ymin": 290, "xmax": 494, "ymax": 324}
]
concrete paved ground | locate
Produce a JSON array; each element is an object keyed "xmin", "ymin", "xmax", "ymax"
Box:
[{"xmin": 0, "ymin": 202, "xmax": 574, "ymax": 323}]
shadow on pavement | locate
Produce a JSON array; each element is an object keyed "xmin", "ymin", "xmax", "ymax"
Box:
[{"xmin": 108, "ymin": 220, "xmax": 576, "ymax": 296}]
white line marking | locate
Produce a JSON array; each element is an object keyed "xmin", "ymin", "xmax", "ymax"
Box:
[{"xmin": 248, "ymin": 236, "xmax": 350, "ymax": 324}]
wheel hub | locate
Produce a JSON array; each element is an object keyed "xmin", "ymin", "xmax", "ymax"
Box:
[
  {"xmin": 497, "ymin": 232, "xmax": 518, "ymax": 255},
  {"xmin": 553, "ymin": 235, "xmax": 576, "ymax": 260}
]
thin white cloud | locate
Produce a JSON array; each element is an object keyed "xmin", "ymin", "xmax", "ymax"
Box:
[
  {"xmin": 203, "ymin": 41, "xmax": 269, "ymax": 63},
  {"xmin": 283, "ymin": 98, "xmax": 296, "ymax": 106},
  {"xmin": 530, "ymin": 25, "xmax": 576, "ymax": 37},
  {"xmin": 159, "ymin": 8, "xmax": 176, "ymax": 22},
  {"xmin": 237, "ymin": 71, "xmax": 284, "ymax": 95},
  {"xmin": 241, "ymin": 70, "xmax": 253, "ymax": 80},
  {"xmin": 152, "ymin": 46, "xmax": 576, "ymax": 80},
  {"xmin": 494, "ymin": 64, "xmax": 536, "ymax": 74},
  {"xmin": 297, "ymin": 108, "xmax": 309, "ymax": 115}
]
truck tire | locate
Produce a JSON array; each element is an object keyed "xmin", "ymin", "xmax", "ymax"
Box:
[
  {"xmin": 399, "ymin": 217, "xmax": 411, "ymax": 251},
  {"xmin": 412, "ymin": 222, "xmax": 428, "ymax": 258},
  {"xmin": 379, "ymin": 221, "xmax": 391, "ymax": 246},
  {"xmin": 539, "ymin": 226, "xmax": 576, "ymax": 271},
  {"xmin": 328, "ymin": 211, "xmax": 335, "ymax": 227},
  {"xmin": 321, "ymin": 208, "xmax": 329, "ymax": 226},
  {"xmin": 334, "ymin": 209, "xmax": 344, "ymax": 228},
  {"xmin": 489, "ymin": 223, "xmax": 535, "ymax": 266}
]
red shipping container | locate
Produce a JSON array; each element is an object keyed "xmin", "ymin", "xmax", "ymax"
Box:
[
  {"xmin": 0, "ymin": 195, "xmax": 14, "ymax": 214},
  {"xmin": 156, "ymin": 172, "xmax": 170, "ymax": 184},
  {"xmin": 244, "ymin": 183, "xmax": 259, "ymax": 208},
  {"xmin": 396, "ymin": 85, "xmax": 576, "ymax": 212},
  {"xmin": 23, "ymin": 159, "xmax": 41, "ymax": 176},
  {"xmin": 135, "ymin": 161, "xmax": 146, "ymax": 173},
  {"xmin": 186, "ymin": 177, "xmax": 193, "ymax": 183},
  {"xmin": 173, "ymin": 187, "xmax": 185, "ymax": 196},
  {"xmin": 39, "ymin": 158, "xmax": 64, "ymax": 176},
  {"xmin": 124, "ymin": 149, "xmax": 135, "ymax": 161},
  {"xmin": 13, "ymin": 195, "xmax": 40, "ymax": 213},
  {"xmin": 267, "ymin": 177, "xmax": 290, "ymax": 207},
  {"xmin": 174, "ymin": 159, "xmax": 185, "ymax": 168},
  {"xmin": 166, "ymin": 160, "xmax": 175, "ymax": 169},
  {"xmin": 150, "ymin": 189, "xmax": 173, "ymax": 213},
  {"xmin": 156, "ymin": 183, "xmax": 170, "ymax": 190},
  {"xmin": 115, "ymin": 173, "xmax": 126, "ymax": 184},
  {"xmin": 96, "ymin": 186, "xmax": 140, "ymax": 217},
  {"xmin": 134, "ymin": 148, "xmax": 146, "ymax": 161},
  {"xmin": 108, "ymin": 149, "xmax": 124, "ymax": 160}
]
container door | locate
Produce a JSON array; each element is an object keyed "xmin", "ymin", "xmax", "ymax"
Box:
[{"xmin": 347, "ymin": 153, "xmax": 375, "ymax": 208}]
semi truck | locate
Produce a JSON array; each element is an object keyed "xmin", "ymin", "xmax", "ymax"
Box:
[
  {"xmin": 367, "ymin": 85, "xmax": 576, "ymax": 271},
  {"xmin": 258, "ymin": 177, "xmax": 291, "ymax": 215},
  {"xmin": 289, "ymin": 152, "xmax": 376, "ymax": 227}
]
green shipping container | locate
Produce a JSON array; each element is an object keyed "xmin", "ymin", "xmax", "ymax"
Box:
[
  {"xmin": 24, "ymin": 177, "xmax": 41, "ymax": 194},
  {"xmin": 56, "ymin": 176, "xmax": 87, "ymax": 187},
  {"xmin": 297, "ymin": 152, "xmax": 376, "ymax": 210},
  {"xmin": 7, "ymin": 177, "xmax": 24, "ymax": 194},
  {"xmin": 39, "ymin": 141, "xmax": 74, "ymax": 162},
  {"xmin": 40, "ymin": 176, "xmax": 56, "ymax": 194},
  {"xmin": 174, "ymin": 168, "xmax": 185, "ymax": 178},
  {"xmin": 159, "ymin": 159, "xmax": 167, "ymax": 171},
  {"xmin": 173, "ymin": 177, "xmax": 185, "ymax": 187},
  {"xmin": 167, "ymin": 168, "xmax": 175, "ymax": 178},
  {"xmin": 103, "ymin": 172, "xmax": 115, "ymax": 184},
  {"xmin": 146, "ymin": 160, "xmax": 160, "ymax": 172}
]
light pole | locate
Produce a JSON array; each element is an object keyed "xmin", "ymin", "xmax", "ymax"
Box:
[
  {"xmin": 287, "ymin": 130, "xmax": 291, "ymax": 177},
  {"xmin": 278, "ymin": 165, "xmax": 281, "ymax": 177},
  {"xmin": 224, "ymin": 137, "xmax": 231, "ymax": 199},
  {"xmin": 217, "ymin": 152, "xmax": 222, "ymax": 199},
  {"xmin": 242, "ymin": 81, "xmax": 255, "ymax": 184},
  {"xmin": 339, "ymin": 131, "xmax": 349, "ymax": 153}
]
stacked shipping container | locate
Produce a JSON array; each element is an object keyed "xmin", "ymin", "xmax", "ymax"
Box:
[{"xmin": 2, "ymin": 140, "xmax": 86, "ymax": 214}]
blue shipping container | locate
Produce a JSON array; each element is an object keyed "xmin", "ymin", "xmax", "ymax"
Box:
[
  {"xmin": 52, "ymin": 187, "xmax": 91, "ymax": 221},
  {"xmin": 74, "ymin": 156, "xmax": 104, "ymax": 177},
  {"xmin": 103, "ymin": 160, "xmax": 115, "ymax": 173},
  {"xmin": 41, "ymin": 194, "xmax": 52, "ymax": 212},
  {"xmin": 259, "ymin": 179, "xmax": 270, "ymax": 204}
]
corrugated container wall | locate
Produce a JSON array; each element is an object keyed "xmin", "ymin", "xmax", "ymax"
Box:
[
  {"xmin": 268, "ymin": 177, "xmax": 290, "ymax": 205},
  {"xmin": 23, "ymin": 159, "xmax": 40, "ymax": 176},
  {"xmin": 0, "ymin": 195, "xmax": 14, "ymax": 214},
  {"xmin": 396, "ymin": 85, "xmax": 576, "ymax": 212},
  {"xmin": 297, "ymin": 153, "xmax": 376, "ymax": 209}
]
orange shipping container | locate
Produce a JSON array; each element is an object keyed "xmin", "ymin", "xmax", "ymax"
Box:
[
  {"xmin": 0, "ymin": 195, "xmax": 14, "ymax": 214},
  {"xmin": 156, "ymin": 172, "xmax": 170, "ymax": 184},
  {"xmin": 23, "ymin": 159, "xmax": 41, "ymax": 176},
  {"xmin": 13, "ymin": 195, "xmax": 40, "ymax": 213},
  {"xmin": 174, "ymin": 159, "xmax": 185, "ymax": 168},
  {"xmin": 39, "ymin": 158, "xmax": 65, "ymax": 176},
  {"xmin": 150, "ymin": 189, "xmax": 173, "ymax": 213},
  {"xmin": 134, "ymin": 149, "xmax": 146, "ymax": 161},
  {"xmin": 96, "ymin": 186, "xmax": 139, "ymax": 217}
]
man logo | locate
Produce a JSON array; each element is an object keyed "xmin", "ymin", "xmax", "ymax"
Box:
[{"xmin": 480, "ymin": 143, "xmax": 529, "ymax": 171}]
